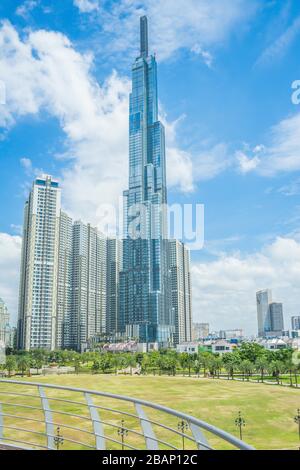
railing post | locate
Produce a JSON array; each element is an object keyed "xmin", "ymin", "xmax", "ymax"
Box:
[
  {"xmin": 189, "ymin": 422, "xmax": 210, "ymax": 450},
  {"xmin": 85, "ymin": 393, "xmax": 106, "ymax": 450},
  {"xmin": 135, "ymin": 403, "xmax": 159, "ymax": 450},
  {"xmin": 39, "ymin": 386, "xmax": 55, "ymax": 450}
]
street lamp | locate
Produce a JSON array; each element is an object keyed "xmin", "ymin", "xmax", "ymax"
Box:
[
  {"xmin": 54, "ymin": 426, "xmax": 64, "ymax": 451},
  {"xmin": 178, "ymin": 419, "xmax": 189, "ymax": 450},
  {"xmin": 117, "ymin": 419, "xmax": 129, "ymax": 450},
  {"xmin": 235, "ymin": 411, "xmax": 246, "ymax": 441}
]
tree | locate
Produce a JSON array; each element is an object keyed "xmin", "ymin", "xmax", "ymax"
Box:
[
  {"xmin": 32, "ymin": 358, "xmax": 44, "ymax": 375},
  {"xmin": 269, "ymin": 361, "xmax": 285, "ymax": 385},
  {"xmin": 193, "ymin": 360, "xmax": 201, "ymax": 378},
  {"xmin": 91, "ymin": 360, "xmax": 101, "ymax": 374},
  {"xmin": 198, "ymin": 352, "xmax": 212, "ymax": 377},
  {"xmin": 238, "ymin": 342, "xmax": 265, "ymax": 363},
  {"xmin": 17, "ymin": 356, "xmax": 30, "ymax": 377},
  {"xmin": 240, "ymin": 360, "xmax": 253, "ymax": 381},
  {"xmin": 255, "ymin": 357, "xmax": 268, "ymax": 383},
  {"xmin": 5, "ymin": 356, "xmax": 16, "ymax": 377},
  {"xmin": 99, "ymin": 354, "xmax": 112, "ymax": 374},
  {"xmin": 223, "ymin": 355, "xmax": 240, "ymax": 380}
]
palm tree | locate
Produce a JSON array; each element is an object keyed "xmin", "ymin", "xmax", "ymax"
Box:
[
  {"xmin": 240, "ymin": 360, "xmax": 253, "ymax": 381},
  {"xmin": 223, "ymin": 356, "xmax": 240, "ymax": 380},
  {"xmin": 193, "ymin": 360, "xmax": 201, "ymax": 378},
  {"xmin": 17, "ymin": 356, "xmax": 30, "ymax": 377},
  {"xmin": 269, "ymin": 360, "xmax": 285, "ymax": 385},
  {"xmin": 5, "ymin": 356, "xmax": 16, "ymax": 377},
  {"xmin": 255, "ymin": 357, "xmax": 268, "ymax": 383}
]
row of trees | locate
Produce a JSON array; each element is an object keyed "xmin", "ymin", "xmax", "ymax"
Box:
[{"xmin": 1, "ymin": 343, "xmax": 299, "ymax": 386}]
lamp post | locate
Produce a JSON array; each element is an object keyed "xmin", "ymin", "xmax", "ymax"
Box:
[
  {"xmin": 54, "ymin": 426, "xmax": 64, "ymax": 451},
  {"xmin": 178, "ymin": 420, "xmax": 189, "ymax": 450},
  {"xmin": 118, "ymin": 419, "xmax": 129, "ymax": 450},
  {"xmin": 235, "ymin": 411, "xmax": 246, "ymax": 441}
]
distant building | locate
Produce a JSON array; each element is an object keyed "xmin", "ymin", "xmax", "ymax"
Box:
[
  {"xmin": 192, "ymin": 323, "xmax": 209, "ymax": 340},
  {"xmin": 18, "ymin": 175, "xmax": 62, "ymax": 350},
  {"xmin": 211, "ymin": 339, "xmax": 234, "ymax": 355},
  {"xmin": 258, "ymin": 338, "xmax": 288, "ymax": 350},
  {"xmin": 106, "ymin": 239, "xmax": 122, "ymax": 338},
  {"xmin": 176, "ymin": 342, "xmax": 199, "ymax": 355},
  {"xmin": 291, "ymin": 316, "xmax": 300, "ymax": 331},
  {"xmin": 71, "ymin": 221, "xmax": 106, "ymax": 352},
  {"xmin": 168, "ymin": 240, "xmax": 192, "ymax": 345},
  {"xmin": 0, "ymin": 298, "xmax": 11, "ymax": 347},
  {"xmin": 219, "ymin": 329, "xmax": 244, "ymax": 340},
  {"xmin": 256, "ymin": 289, "xmax": 272, "ymax": 337},
  {"xmin": 268, "ymin": 303, "xmax": 284, "ymax": 337},
  {"xmin": 57, "ymin": 211, "xmax": 73, "ymax": 350}
]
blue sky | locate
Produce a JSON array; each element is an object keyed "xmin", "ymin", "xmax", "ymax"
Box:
[{"xmin": 0, "ymin": 0, "xmax": 300, "ymax": 334}]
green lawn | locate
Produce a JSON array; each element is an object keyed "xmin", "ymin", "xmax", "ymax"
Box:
[{"xmin": 0, "ymin": 374, "xmax": 299, "ymax": 450}]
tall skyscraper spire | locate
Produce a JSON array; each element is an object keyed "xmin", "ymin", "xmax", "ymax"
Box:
[
  {"xmin": 140, "ymin": 15, "xmax": 148, "ymax": 58},
  {"xmin": 120, "ymin": 17, "xmax": 173, "ymax": 345}
]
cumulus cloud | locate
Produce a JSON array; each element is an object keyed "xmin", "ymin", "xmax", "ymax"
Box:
[
  {"xmin": 0, "ymin": 233, "xmax": 22, "ymax": 324},
  {"xmin": 0, "ymin": 21, "xmax": 130, "ymax": 226},
  {"xmin": 236, "ymin": 111, "xmax": 300, "ymax": 177},
  {"xmin": 74, "ymin": 0, "xmax": 100, "ymax": 13},
  {"xmin": 0, "ymin": 21, "xmax": 233, "ymax": 229},
  {"xmin": 16, "ymin": 0, "xmax": 39, "ymax": 19},
  {"xmin": 74, "ymin": 0, "xmax": 257, "ymax": 64},
  {"xmin": 192, "ymin": 237, "xmax": 300, "ymax": 334}
]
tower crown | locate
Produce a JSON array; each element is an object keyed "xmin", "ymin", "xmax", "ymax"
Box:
[{"xmin": 140, "ymin": 16, "xmax": 148, "ymax": 58}]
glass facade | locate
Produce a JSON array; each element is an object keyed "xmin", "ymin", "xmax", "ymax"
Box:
[{"xmin": 120, "ymin": 17, "xmax": 173, "ymax": 344}]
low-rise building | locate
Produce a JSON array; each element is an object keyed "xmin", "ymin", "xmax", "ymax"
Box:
[
  {"xmin": 176, "ymin": 342, "xmax": 200, "ymax": 354},
  {"xmin": 211, "ymin": 339, "xmax": 235, "ymax": 355}
]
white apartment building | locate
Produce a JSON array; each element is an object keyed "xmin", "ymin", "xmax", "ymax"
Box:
[
  {"xmin": 168, "ymin": 240, "xmax": 192, "ymax": 345},
  {"xmin": 71, "ymin": 221, "xmax": 106, "ymax": 352},
  {"xmin": 18, "ymin": 175, "xmax": 61, "ymax": 350}
]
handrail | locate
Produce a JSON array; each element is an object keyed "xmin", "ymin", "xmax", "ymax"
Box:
[{"xmin": 0, "ymin": 379, "xmax": 255, "ymax": 450}]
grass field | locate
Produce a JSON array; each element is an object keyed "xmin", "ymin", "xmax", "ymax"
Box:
[{"xmin": 0, "ymin": 374, "xmax": 299, "ymax": 450}]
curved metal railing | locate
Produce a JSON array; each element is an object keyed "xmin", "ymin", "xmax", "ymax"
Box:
[{"xmin": 0, "ymin": 379, "xmax": 254, "ymax": 450}]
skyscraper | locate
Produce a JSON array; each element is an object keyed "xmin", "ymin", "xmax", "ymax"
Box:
[
  {"xmin": 0, "ymin": 298, "xmax": 10, "ymax": 346},
  {"xmin": 71, "ymin": 221, "xmax": 106, "ymax": 351},
  {"xmin": 256, "ymin": 289, "xmax": 272, "ymax": 337},
  {"xmin": 57, "ymin": 211, "xmax": 73, "ymax": 349},
  {"xmin": 18, "ymin": 175, "xmax": 61, "ymax": 350},
  {"xmin": 120, "ymin": 17, "xmax": 172, "ymax": 344},
  {"xmin": 269, "ymin": 302, "xmax": 284, "ymax": 335},
  {"xmin": 168, "ymin": 240, "xmax": 192, "ymax": 345},
  {"xmin": 291, "ymin": 316, "xmax": 300, "ymax": 331},
  {"xmin": 106, "ymin": 239, "xmax": 122, "ymax": 338}
]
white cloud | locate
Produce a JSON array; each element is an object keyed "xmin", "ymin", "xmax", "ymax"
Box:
[
  {"xmin": 0, "ymin": 233, "xmax": 22, "ymax": 325},
  {"xmin": 16, "ymin": 0, "xmax": 39, "ymax": 19},
  {"xmin": 0, "ymin": 21, "xmax": 232, "ymax": 227},
  {"xmin": 256, "ymin": 15, "xmax": 300, "ymax": 67},
  {"xmin": 74, "ymin": 0, "xmax": 257, "ymax": 62},
  {"xmin": 192, "ymin": 237, "xmax": 300, "ymax": 334},
  {"xmin": 279, "ymin": 178, "xmax": 300, "ymax": 197},
  {"xmin": 237, "ymin": 111, "xmax": 300, "ymax": 177},
  {"xmin": 74, "ymin": 0, "xmax": 100, "ymax": 13},
  {"xmin": 0, "ymin": 22, "xmax": 130, "ymax": 226},
  {"xmin": 191, "ymin": 44, "xmax": 213, "ymax": 68},
  {"xmin": 236, "ymin": 150, "xmax": 260, "ymax": 174}
]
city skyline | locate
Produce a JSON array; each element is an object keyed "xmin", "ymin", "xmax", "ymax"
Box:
[
  {"xmin": 15, "ymin": 17, "xmax": 192, "ymax": 351},
  {"xmin": 0, "ymin": 1, "xmax": 300, "ymax": 334}
]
